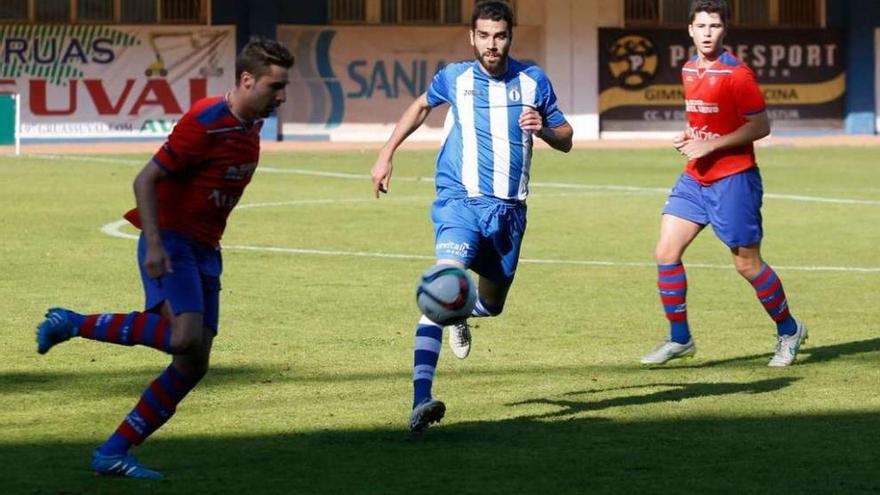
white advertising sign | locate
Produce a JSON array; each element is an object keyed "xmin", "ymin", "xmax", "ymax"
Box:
[
  {"xmin": 278, "ymin": 25, "xmax": 544, "ymax": 136},
  {"xmin": 0, "ymin": 25, "xmax": 235, "ymax": 139}
]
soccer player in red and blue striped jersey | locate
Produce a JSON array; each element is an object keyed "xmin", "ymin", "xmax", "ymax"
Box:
[
  {"xmin": 35, "ymin": 39, "xmax": 293, "ymax": 479},
  {"xmin": 641, "ymin": 0, "xmax": 807, "ymax": 367}
]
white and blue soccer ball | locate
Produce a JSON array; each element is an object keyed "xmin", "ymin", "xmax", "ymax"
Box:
[{"xmin": 416, "ymin": 265, "xmax": 477, "ymax": 325}]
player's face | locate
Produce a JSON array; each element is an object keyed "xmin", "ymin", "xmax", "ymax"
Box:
[
  {"xmin": 246, "ymin": 64, "xmax": 290, "ymax": 119},
  {"xmin": 470, "ymin": 18, "xmax": 511, "ymax": 76},
  {"xmin": 688, "ymin": 11, "xmax": 726, "ymax": 60}
]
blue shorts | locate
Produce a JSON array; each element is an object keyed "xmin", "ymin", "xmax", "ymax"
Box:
[
  {"xmin": 137, "ymin": 231, "xmax": 222, "ymax": 333},
  {"xmin": 663, "ymin": 168, "xmax": 764, "ymax": 248},
  {"xmin": 431, "ymin": 196, "xmax": 527, "ymax": 286}
]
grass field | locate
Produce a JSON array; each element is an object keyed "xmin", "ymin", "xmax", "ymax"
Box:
[{"xmin": 1, "ymin": 146, "xmax": 879, "ymax": 494}]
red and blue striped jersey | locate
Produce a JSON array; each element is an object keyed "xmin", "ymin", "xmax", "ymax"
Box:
[
  {"xmin": 681, "ymin": 51, "xmax": 766, "ymax": 184},
  {"xmin": 124, "ymin": 96, "xmax": 262, "ymax": 246}
]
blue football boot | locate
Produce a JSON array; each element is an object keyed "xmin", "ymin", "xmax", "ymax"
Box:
[
  {"xmin": 36, "ymin": 307, "xmax": 78, "ymax": 354},
  {"xmin": 92, "ymin": 449, "xmax": 163, "ymax": 480}
]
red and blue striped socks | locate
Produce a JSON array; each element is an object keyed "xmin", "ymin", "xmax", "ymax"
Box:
[
  {"xmin": 750, "ymin": 264, "xmax": 797, "ymax": 336},
  {"xmin": 98, "ymin": 364, "xmax": 197, "ymax": 455},
  {"xmin": 658, "ymin": 263, "xmax": 691, "ymax": 344},
  {"xmin": 68, "ymin": 311, "xmax": 173, "ymax": 353}
]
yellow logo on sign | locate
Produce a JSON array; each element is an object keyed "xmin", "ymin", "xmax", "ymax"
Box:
[{"xmin": 608, "ymin": 35, "xmax": 658, "ymax": 89}]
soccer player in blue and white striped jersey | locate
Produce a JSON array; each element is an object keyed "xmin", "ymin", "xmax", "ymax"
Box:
[{"xmin": 371, "ymin": 0, "xmax": 573, "ymax": 433}]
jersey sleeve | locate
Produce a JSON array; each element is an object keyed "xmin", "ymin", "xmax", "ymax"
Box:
[
  {"xmin": 426, "ymin": 66, "xmax": 451, "ymax": 107},
  {"xmin": 731, "ymin": 66, "xmax": 766, "ymax": 117},
  {"xmin": 538, "ymin": 75, "xmax": 567, "ymax": 128},
  {"xmin": 151, "ymin": 113, "xmax": 211, "ymax": 173}
]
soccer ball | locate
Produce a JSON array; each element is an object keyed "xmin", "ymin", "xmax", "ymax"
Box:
[{"xmin": 416, "ymin": 265, "xmax": 477, "ymax": 325}]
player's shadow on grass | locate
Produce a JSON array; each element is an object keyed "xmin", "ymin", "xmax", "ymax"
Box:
[
  {"xmin": 0, "ymin": 364, "xmax": 292, "ymax": 395},
  {"xmin": 0, "ymin": 362, "xmax": 636, "ymax": 395},
  {"xmin": 688, "ymin": 337, "xmax": 880, "ymax": 368},
  {"xmin": 507, "ymin": 377, "xmax": 798, "ymax": 420},
  {"xmin": 4, "ymin": 402, "xmax": 879, "ymax": 494}
]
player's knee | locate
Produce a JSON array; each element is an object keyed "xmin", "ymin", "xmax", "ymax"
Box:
[
  {"xmin": 654, "ymin": 245, "xmax": 668, "ymax": 264},
  {"xmin": 169, "ymin": 325, "xmax": 206, "ymax": 354},
  {"xmin": 734, "ymin": 260, "xmax": 762, "ymax": 279},
  {"xmin": 169, "ymin": 334, "xmax": 201, "ymax": 354},
  {"xmin": 654, "ymin": 246, "xmax": 679, "ymax": 265}
]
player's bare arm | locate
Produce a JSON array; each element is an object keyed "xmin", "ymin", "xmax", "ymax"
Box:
[
  {"xmin": 132, "ymin": 161, "xmax": 173, "ymax": 278},
  {"xmin": 371, "ymin": 93, "xmax": 434, "ymax": 198},
  {"xmin": 538, "ymin": 123, "xmax": 574, "ymax": 153},
  {"xmin": 518, "ymin": 108, "xmax": 573, "ymax": 153},
  {"xmin": 678, "ymin": 111, "xmax": 770, "ymax": 160}
]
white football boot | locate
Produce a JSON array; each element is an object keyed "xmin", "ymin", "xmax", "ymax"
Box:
[
  {"xmin": 447, "ymin": 320, "xmax": 471, "ymax": 359},
  {"xmin": 640, "ymin": 339, "xmax": 697, "ymax": 365},
  {"xmin": 768, "ymin": 319, "xmax": 808, "ymax": 367}
]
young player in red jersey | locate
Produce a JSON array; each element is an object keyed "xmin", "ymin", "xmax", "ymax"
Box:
[
  {"xmin": 35, "ymin": 39, "xmax": 293, "ymax": 479},
  {"xmin": 641, "ymin": 0, "xmax": 807, "ymax": 367}
]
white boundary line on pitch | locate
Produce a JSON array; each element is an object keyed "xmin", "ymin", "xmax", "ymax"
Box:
[
  {"xmin": 14, "ymin": 153, "xmax": 880, "ymax": 206},
  {"xmin": 99, "ymin": 196, "xmax": 880, "ymax": 273},
  {"xmin": 235, "ymin": 196, "xmax": 438, "ymax": 209},
  {"xmin": 18, "ymin": 153, "xmax": 145, "ymax": 165},
  {"xmin": 259, "ymin": 168, "xmax": 880, "ymax": 205}
]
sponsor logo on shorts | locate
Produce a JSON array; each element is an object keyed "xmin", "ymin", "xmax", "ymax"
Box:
[{"xmin": 436, "ymin": 241, "xmax": 470, "ymax": 258}]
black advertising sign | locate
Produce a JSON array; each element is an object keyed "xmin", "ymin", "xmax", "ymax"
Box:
[{"xmin": 598, "ymin": 29, "xmax": 844, "ymax": 129}]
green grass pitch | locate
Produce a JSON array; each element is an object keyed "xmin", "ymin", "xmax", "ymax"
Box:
[{"xmin": 1, "ymin": 146, "xmax": 879, "ymax": 493}]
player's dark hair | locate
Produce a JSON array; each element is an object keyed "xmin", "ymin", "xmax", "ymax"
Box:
[
  {"xmin": 235, "ymin": 37, "xmax": 295, "ymax": 84},
  {"xmin": 689, "ymin": 0, "xmax": 729, "ymax": 24},
  {"xmin": 471, "ymin": 0, "xmax": 514, "ymax": 34}
]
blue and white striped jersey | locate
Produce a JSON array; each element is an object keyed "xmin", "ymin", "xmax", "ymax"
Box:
[{"xmin": 426, "ymin": 57, "xmax": 566, "ymax": 201}]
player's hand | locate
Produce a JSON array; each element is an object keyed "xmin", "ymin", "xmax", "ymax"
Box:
[
  {"xmin": 371, "ymin": 156, "xmax": 393, "ymax": 198},
  {"xmin": 672, "ymin": 131, "xmax": 691, "ymax": 152},
  {"xmin": 679, "ymin": 139, "xmax": 716, "ymax": 160},
  {"xmin": 144, "ymin": 242, "xmax": 173, "ymax": 279},
  {"xmin": 519, "ymin": 107, "xmax": 543, "ymax": 134}
]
